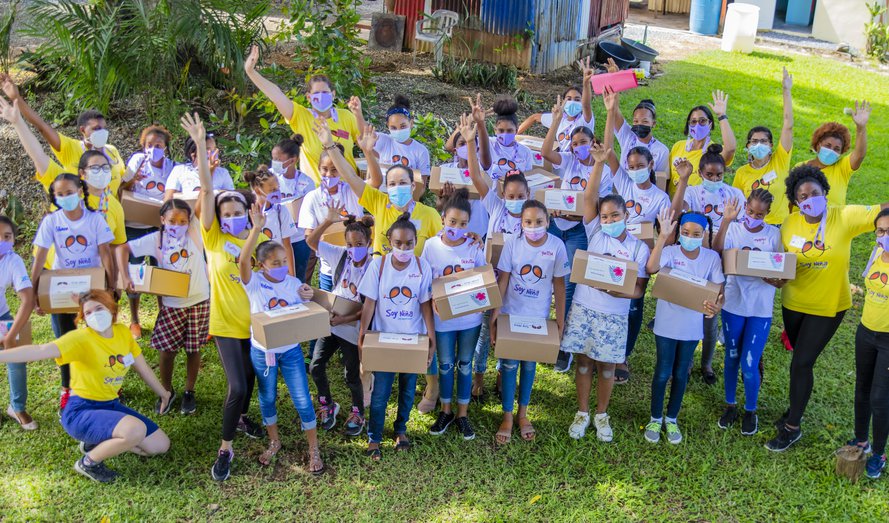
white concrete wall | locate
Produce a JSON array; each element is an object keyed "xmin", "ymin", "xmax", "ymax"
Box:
[{"xmin": 812, "ymin": 0, "xmax": 883, "ymax": 50}]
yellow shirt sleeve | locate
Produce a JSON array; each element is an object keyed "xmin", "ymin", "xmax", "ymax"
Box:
[
  {"xmin": 36, "ymin": 160, "xmax": 67, "ymax": 191},
  {"xmin": 841, "ymin": 204, "xmax": 882, "ymax": 238},
  {"xmin": 53, "ymin": 133, "xmax": 83, "ymax": 169},
  {"xmin": 358, "ymin": 185, "xmax": 387, "ymax": 217},
  {"xmin": 105, "ymin": 196, "xmax": 127, "ymax": 245},
  {"xmin": 54, "ymin": 328, "xmax": 87, "ymax": 366}
]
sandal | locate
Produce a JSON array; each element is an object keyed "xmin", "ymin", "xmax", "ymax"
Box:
[
  {"xmin": 394, "ymin": 435, "xmax": 412, "ymax": 452},
  {"xmin": 614, "ymin": 367, "xmax": 630, "ymax": 385},
  {"xmin": 364, "ymin": 447, "xmax": 382, "ymax": 461},
  {"xmin": 495, "ymin": 419, "xmax": 512, "ymax": 445},
  {"xmin": 308, "ymin": 446, "xmax": 324, "ymax": 475},
  {"xmin": 518, "ymin": 417, "xmax": 536, "ymax": 442},
  {"xmin": 258, "ymin": 439, "xmax": 282, "ymax": 466}
]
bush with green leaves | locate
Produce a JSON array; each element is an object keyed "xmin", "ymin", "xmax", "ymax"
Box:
[
  {"xmin": 0, "ymin": 0, "xmax": 18, "ymax": 74},
  {"xmin": 865, "ymin": 1, "xmax": 889, "ymax": 63},
  {"xmin": 432, "ymin": 55, "xmax": 518, "ymax": 91}
]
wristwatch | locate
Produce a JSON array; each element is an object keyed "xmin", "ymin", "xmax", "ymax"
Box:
[{"xmin": 718, "ymin": 115, "xmax": 728, "ymax": 122}]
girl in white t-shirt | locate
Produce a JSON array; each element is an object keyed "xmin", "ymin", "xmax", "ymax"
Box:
[
  {"xmin": 358, "ymin": 214, "xmax": 435, "ymax": 460},
  {"xmin": 644, "ymin": 208, "xmax": 725, "ymax": 445},
  {"xmin": 422, "ymin": 189, "xmax": 486, "ymax": 441},
  {"xmin": 561, "ymin": 144, "xmax": 650, "ymax": 443},
  {"xmin": 240, "ymin": 202, "xmax": 321, "ymax": 472},
  {"xmin": 32, "ymin": 173, "xmax": 115, "ymax": 407},
  {"xmin": 121, "ymin": 125, "xmax": 176, "ymax": 204},
  {"xmin": 371, "ymin": 96, "xmax": 431, "ymax": 180},
  {"xmin": 439, "ymin": 122, "xmax": 489, "ymax": 238},
  {"xmin": 306, "ymin": 208, "xmax": 374, "ymax": 437},
  {"xmin": 603, "ymin": 89, "xmax": 670, "ymax": 172},
  {"xmin": 711, "ymin": 190, "xmax": 784, "ymax": 435},
  {"xmin": 244, "ymin": 166, "xmax": 297, "ymax": 275},
  {"xmin": 163, "ymin": 133, "xmax": 234, "ymax": 200},
  {"xmin": 116, "ymin": 198, "xmax": 210, "ymax": 415},
  {"xmin": 271, "ymin": 134, "xmax": 315, "ymax": 281},
  {"xmin": 490, "ymin": 200, "xmax": 570, "ymax": 444},
  {"xmin": 487, "ymin": 96, "xmax": 534, "ymax": 181}
]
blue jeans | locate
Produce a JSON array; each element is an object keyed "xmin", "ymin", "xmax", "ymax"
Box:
[
  {"xmin": 291, "ymin": 239, "xmax": 310, "ymax": 283},
  {"xmin": 250, "ymin": 346, "xmax": 317, "ymax": 430},
  {"xmin": 547, "ymin": 221, "xmax": 587, "ymax": 321},
  {"xmin": 651, "ymin": 335, "xmax": 698, "ymax": 419},
  {"xmin": 722, "ymin": 310, "xmax": 771, "ymax": 411},
  {"xmin": 474, "ymin": 310, "xmax": 492, "ymax": 373},
  {"xmin": 1, "ymin": 311, "xmax": 26, "ymax": 412},
  {"xmin": 368, "ymin": 371, "xmax": 418, "ymax": 444},
  {"xmin": 435, "ymin": 325, "xmax": 481, "ymax": 405},
  {"xmin": 625, "ymin": 296, "xmax": 645, "ymax": 360},
  {"xmin": 500, "ymin": 359, "xmax": 536, "ymax": 412}
]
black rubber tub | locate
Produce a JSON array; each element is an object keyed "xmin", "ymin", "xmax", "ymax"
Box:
[
  {"xmin": 596, "ymin": 41, "xmax": 637, "ymax": 69},
  {"xmin": 620, "ymin": 37, "xmax": 659, "ymax": 62}
]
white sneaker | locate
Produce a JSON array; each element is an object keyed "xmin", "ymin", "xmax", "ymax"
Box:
[
  {"xmin": 594, "ymin": 412, "xmax": 613, "ymax": 442},
  {"xmin": 568, "ymin": 411, "xmax": 590, "ymax": 439}
]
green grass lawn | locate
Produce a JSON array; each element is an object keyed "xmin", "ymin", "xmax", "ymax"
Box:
[{"xmin": 1, "ymin": 49, "xmax": 888, "ymax": 521}]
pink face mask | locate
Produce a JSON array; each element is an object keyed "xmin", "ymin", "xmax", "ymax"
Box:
[
  {"xmin": 524, "ymin": 226, "xmax": 546, "ymax": 241},
  {"xmin": 391, "ymin": 247, "xmax": 413, "ymax": 262},
  {"xmin": 743, "ymin": 215, "xmax": 764, "ymax": 229}
]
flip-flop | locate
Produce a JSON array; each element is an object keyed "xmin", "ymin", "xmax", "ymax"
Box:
[
  {"xmin": 394, "ymin": 437, "xmax": 412, "ymax": 452},
  {"xmin": 258, "ymin": 440, "xmax": 283, "ymax": 466},
  {"xmin": 308, "ymin": 446, "xmax": 325, "ymax": 475},
  {"xmin": 614, "ymin": 368, "xmax": 630, "ymax": 385},
  {"xmin": 364, "ymin": 447, "xmax": 382, "ymax": 461},
  {"xmin": 495, "ymin": 422, "xmax": 512, "ymax": 445},
  {"xmin": 517, "ymin": 417, "xmax": 536, "ymax": 442}
]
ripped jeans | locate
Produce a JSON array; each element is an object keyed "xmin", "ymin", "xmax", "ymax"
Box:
[
  {"xmin": 721, "ymin": 310, "xmax": 771, "ymax": 411},
  {"xmin": 435, "ymin": 325, "xmax": 481, "ymax": 406},
  {"xmin": 500, "ymin": 359, "xmax": 537, "ymax": 413}
]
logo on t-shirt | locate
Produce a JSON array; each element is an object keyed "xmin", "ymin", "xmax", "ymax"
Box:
[
  {"xmin": 105, "ymin": 355, "xmax": 128, "ymax": 370},
  {"xmin": 62, "ymin": 234, "xmax": 89, "ymax": 255},
  {"xmin": 868, "ymin": 270, "xmax": 888, "ymax": 288},
  {"xmin": 567, "ymin": 175, "xmax": 588, "ymax": 190},
  {"xmin": 518, "ymin": 264, "xmax": 544, "ymax": 285},
  {"xmin": 800, "ymin": 239, "xmax": 829, "ymax": 259},
  {"xmin": 168, "ymin": 248, "xmax": 190, "ymax": 270},
  {"xmin": 386, "ymin": 286, "xmax": 415, "ymax": 306},
  {"xmin": 703, "ymin": 203, "xmax": 724, "ymax": 218},
  {"xmin": 442, "ymin": 264, "xmax": 464, "ymax": 276},
  {"xmin": 625, "ymin": 199, "xmax": 643, "ymax": 216},
  {"xmin": 390, "ymin": 155, "xmax": 410, "ymax": 167},
  {"xmin": 267, "ymin": 297, "xmax": 290, "ymax": 309},
  {"xmin": 145, "ymin": 180, "xmax": 166, "ymax": 193},
  {"xmin": 341, "ymin": 279, "xmax": 359, "ymax": 297}
]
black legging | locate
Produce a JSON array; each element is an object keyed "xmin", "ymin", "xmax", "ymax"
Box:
[
  {"xmin": 854, "ymin": 323, "xmax": 889, "ymax": 455},
  {"xmin": 51, "ymin": 313, "xmax": 78, "ymax": 389},
  {"xmin": 216, "ymin": 336, "xmax": 255, "ymax": 441},
  {"xmin": 782, "ymin": 306, "xmax": 846, "ymax": 427},
  {"xmin": 311, "ymin": 334, "xmax": 363, "ymax": 415}
]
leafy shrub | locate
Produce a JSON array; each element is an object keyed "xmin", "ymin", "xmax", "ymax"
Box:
[
  {"xmin": 0, "ymin": 0, "xmax": 18, "ymax": 74},
  {"xmin": 411, "ymin": 112, "xmax": 453, "ymax": 165},
  {"xmin": 865, "ymin": 2, "xmax": 889, "ymax": 63},
  {"xmin": 432, "ymin": 55, "xmax": 518, "ymax": 91}
]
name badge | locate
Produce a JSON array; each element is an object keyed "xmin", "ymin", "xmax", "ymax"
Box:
[
  {"xmin": 223, "ymin": 241, "xmax": 241, "ymax": 259},
  {"xmin": 789, "ymin": 235, "xmax": 806, "ymax": 249},
  {"xmin": 122, "ymin": 353, "xmax": 135, "ymax": 367},
  {"xmin": 762, "ymin": 170, "xmax": 778, "ymax": 183}
]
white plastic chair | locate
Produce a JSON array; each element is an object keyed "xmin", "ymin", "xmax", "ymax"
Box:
[{"xmin": 413, "ymin": 9, "xmax": 459, "ymax": 65}]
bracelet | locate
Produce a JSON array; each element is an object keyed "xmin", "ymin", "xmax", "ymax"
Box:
[
  {"xmin": 322, "ymin": 143, "xmax": 338, "ymax": 150},
  {"xmin": 718, "ymin": 115, "xmax": 728, "ymax": 122}
]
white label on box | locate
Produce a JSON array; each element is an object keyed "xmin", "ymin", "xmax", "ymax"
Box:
[
  {"xmin": 509, "ymin": 315, "xmax": 548, "ymax": 336},
  {"xmin": 355, "ymin": 159, "xmax": 368, "ymax": 171},
  {"xmin": 669, "ymin": 269, "xmax": 708, "ymax": 287},
  {"xmin": 584, "ymin": 256, "xmax": 627, "ymax": 286},
  {"xmin": 543, "ymin": 190, "xmax": 579, "ymax": 212},
  {"xmin": 789, "ymin": 235, "xmax": 806, "ymax": 249},
  {"xmin": 746, "ymin": 251, "xmax": 786, "ymax": 272},
  {"xmin": 626, "ymin": 223, "xmax": 643, "ymax": 235},
  {"xmin": 518, "ymin": 137, "xmax": 544, "ymax": 149},
  {"xmin": 132, "ymin": 191, "xmax": 161, "ymax": 203},
  {"xmin": 531, "ymin": 152, "xmax": 546, "ymax": 167},
  {"xmin": 128, "ymin": 264, "xmax": 146, "ymax": 286},
  {"xmin": 378, "ymin": 332, "xmax": 418, "ymax": 345},
  {"xmin": 762, "ymin": 170, "xmax": 778, "ymax": 183},
  {"xmin": 447, "ymin": 289, "xmax": 491, "ymax": 314},
  {"xmin": 524, "ymin": 172, "xmax": 551, "ymax": 187},
  {"xmin": 439, "ymin": 166, "xmax": 471, "ymax": 186},
  {"xmin": 49, "ymin": 275, "xmax": 92, "ymax": 308},
  {"xmin": 443, "ymin": 274, "xmax": 485, "ymax": 295},
  {"xmin": 264, "ymin": 303, "xmax": 308, "ymax": 318}
]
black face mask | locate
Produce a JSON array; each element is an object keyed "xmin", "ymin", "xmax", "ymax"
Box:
[{"xmin": 631, "ymin": 124, "xmax": 652, "ymax": 139}]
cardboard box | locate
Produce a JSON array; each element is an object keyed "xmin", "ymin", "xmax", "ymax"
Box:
[
  {"xmin": 497, "ymin": 168, "xmax": 560, "ymax": 199},
  {"xmin": 121, "ymin": 191, "xmax": 162, "ymax": 227},
  {"xmin": 361, "ymin": 332, "xmax": 430, "ymax": 374},
  {"xmin": 655, "ymin": 171, "xmax": 670, "ymax": 193},
  {"xmin": 251, "ymin": 301, "xmax": 331, "ymax": 351},
  {"xmin": 650, "ymin": 267, "xmax": 722, "ymax": 314},
  {"xmin": 626, "ymin": 221, "xmax": 655, "ymax": 248},
  {"xmin": 37, "ymin": 267, "xmax": 107, "ymax": 314},
  {"xmin": 116, "ymin": 264, "xmax": 190, "ymax": 298},
  {"xmin": 311, "ymin": 288, "xmax": 362, "ymax": 317},
  {"xmin": 429, "ymin": 166, "xmax": 480, "ymax": 199},
  {"xmin": 485, "ymin": 233, "xmax": 505, "ymax": 268},
  {"xmin": 535, "ymin": 188, "xmax": 586, "ymax": 217},
  {"xmin": 0, "ymin": 319, "xmax": 32, "ymax": 346},
  {"xmin": 722, "ymin": 249, "xmax": 797, "ymax": 280},
  {"xmin": 355, "ymin": 158, "xmax": 368, "ymax": 178},
  {"xmin": 283, "ymin": 197, "xmax": 304, "ymax": 223},
  {"xmin": 529, "ymin": 151, "xmax": 555, "ymax": 172},
  {"xmin": 431, "ymin": 265, "xmax": 502, "ymax": 320},
  {"xmin": 494, "ymin": 315, "xmax": 560, "ymax": 363},
  {"xmin": 569, "ymin": 251, "xmax": 638, "ymax": 295},
  {"xmin": 516, "ymin": 135, "xmax": 557, "ymax": 153},
  {"xmin": 321, "ymin": 222, "xmax": 347, "ymax": 246}
]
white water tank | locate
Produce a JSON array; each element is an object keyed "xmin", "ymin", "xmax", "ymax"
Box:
[
  {"xmin": 738, "ymin": 0, "xmax": 775, "ymax": 29},
  {"xmin": 721, "ymin": 3, "xmax": 760, "ymax": 53}
]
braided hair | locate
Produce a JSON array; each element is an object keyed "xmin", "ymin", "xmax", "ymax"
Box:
[{"xmin": 49, "ymin": 173, "xmax": 93, "ymax": 212}]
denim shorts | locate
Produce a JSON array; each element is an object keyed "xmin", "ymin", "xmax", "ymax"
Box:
[{"xmin": 61, "ymin": 395, "xmax": 159, "ymax": 445}]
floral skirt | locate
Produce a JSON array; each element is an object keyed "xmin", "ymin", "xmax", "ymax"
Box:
[{"xmin": 560, "ymin": 302, "xmax": 628, "ymax": 364}]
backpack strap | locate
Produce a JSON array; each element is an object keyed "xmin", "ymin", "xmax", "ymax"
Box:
[{"xmin": 333, "ymin": 249, "xmax": 349, "ymax": 288}]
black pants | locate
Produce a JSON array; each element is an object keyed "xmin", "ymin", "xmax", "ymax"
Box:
[
  {"xmin": 51, "ymin": 313, "xmax": 78, "ymax": 389},
  {"xmin": 782, "ymin": 306, "xmax": 846, "ymax": 426},
  {"xmin": 855, "ymin": 323, "xmax": 889, "ymax": 455},
  {"xmin": 216, "ymin": 336, "xmax": 255, "ymax": 441},
  {"xmin": 310, "ymin": 334, "xmax": 363, "ymax": 415}
]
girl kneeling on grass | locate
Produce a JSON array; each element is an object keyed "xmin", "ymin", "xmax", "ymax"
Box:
[
  {"xmin": 307, "ymin": 207, "xmax": 375, "ymax": 436},
  {"xmin": 240, "ymin": 202, "xmax": 322, "ymax": 472},
  {"xmin": 490, "ymin": 201, "xmax": 570, "ymax": 444},
  {"xmin": 358, "ymin": 214, "xmax": 435, "ymax": 460},
  {"xmin": 562, "ymin": 144, "xmax": 650, "ymax": 442},
  {"xmin": 0, "ymin": 290, "xmax": 172, "ymax": 483},
  {"xmin": 711, "ymin": 190, "xmax": 784, "ymax": 436},
  {"xmin": 644, "ymin": 208, "xmax": 724, "ymax": 444},
  {"xmin": 116, "ymin": 199, "xmax": 210, "ymax": 415},
  {"xmin": 422, "ymin": 188, "xmax": 486, "ymax": 441}
]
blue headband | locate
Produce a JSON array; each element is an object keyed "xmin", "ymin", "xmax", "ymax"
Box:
[
  {"xmin": 386, "ymin": 107, "xmax": 411, "ymax": 119},
  {"xmin": 679, "ymin": 212, "xmax": 709, "ymax": 231}
]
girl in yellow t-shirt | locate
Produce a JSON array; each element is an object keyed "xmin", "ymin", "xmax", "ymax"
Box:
[
  {"xmin": 852, "ymin": 210, "xmax": 889, "ymax": 477},
  {"xmin": 667, "ymin": 91, "xmax": 736, "ymax": 197},
  {"xmin": 731, "ymin": 68, "xmax": 795, "ymax": 225},
  {"xmin": 0, "ymin": 290, "xmax": 172, "ymax": 484},
  {"xmin": 766, "ymin": 165, "xmax": 889, "ymax": 453},
  {"xmin": 796, "ymin": 101, "xmax": 870, "ymax": 207}
]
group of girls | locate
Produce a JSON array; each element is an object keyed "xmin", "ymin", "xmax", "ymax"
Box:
[{"xmin": 0, "ymin": 50, "xmax": 886, "ymax": 486}]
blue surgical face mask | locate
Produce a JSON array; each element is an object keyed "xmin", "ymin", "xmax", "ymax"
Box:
[
  {"xmin": 388, "ymin": 184, "xmax": 413, "ymax": 208},
  {"xmin": 390, "ymin": 127, "xmax": 411, "ymax": 143},
  {"xmin": 701, "ymin": 178, "xmax": 723, "ymax": 193},
  {"xmin": 564, "ymin": 100, "xmax": 583, "ymax": 118},
  {"xmin": 627, "ymin": 167, "xmax": 650, "ymax": 184},
  {"xmin": 601, "ymin": 220, "xmax": 626, "ymax": 238},
  {"xmin": 56, "ymin": 193, "xmax": 82, "ymax": 212},
  {"xmin": 818, "ymin": 147, "xmax": 840, "ymax": 166},
  {"xmin": 747, "ymin": 143, "xmax": 771, "ymax": 160},
  {"xmin": 504, "ymin": 198, "xmax": 526, "ymax": 214},
  {"xmin": 679, "ymin": 234, "xmax": 703, "ymax": 251}
]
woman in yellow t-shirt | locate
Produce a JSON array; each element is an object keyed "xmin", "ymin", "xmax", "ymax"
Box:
[
  {"xmin": 667, "ymin": 90, "xmax": 736, "ymax": 197},
  {"xmin": 732, "ymin": 68, "xmax": 794, "ymax": 225},
  {"xmin": 796, "ymin": 101, "xmax": 870, "ymax": 207},
  {"xmin": 0, "ymin": 290, "xmax": 172, "ymax": 483},
  {"xmin": 765, "ymin": 165, "xmax": 889, "ymax": 453},
  {"xmin": 852, "ymin": 210, "xmax": 889, "ymax": 477},
  {"xmin": 244, "ymin": 46, "xmax": 359, "ymax": 183}
]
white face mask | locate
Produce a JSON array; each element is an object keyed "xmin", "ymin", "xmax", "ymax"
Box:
[
  {"xmin": 85, "ymin": 166, "xmax": 112, "ymax": 190},
  {"xmin": 88, "ymin": 129, "xmax": 109, "ymax": 149},
  {"xmin": 85, "ymin": 309, "xmax": 113, "ymax": 333},
  {"xmin": 271, "ymin": 160, "xmax": 284, "ymax": 174}
]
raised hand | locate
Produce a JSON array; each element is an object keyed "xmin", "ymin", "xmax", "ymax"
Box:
[
  {"xmin": 357, "ymin": 123, "xmax": 377, "ymax": 152},
  {"xmin": 440, "ymin": 181, "xmax": 455, "ymax": 200},
  {"xmin": 180, "ymin": 112, "xmax": 206, "ymax": 142},
  {"xmin": 656, "ymin": 207, "xmax": 676, "ymax": 239},
  {"xmin": 325, "ymin": 201, "xmax": 346, "ymax": 222},
  {"xmin": 723, "ymin": 196, "xmax": 741, "ymax": 223},
  {"xmin": 709, "ymin": 90, "xmax": 729, "ymax": 118},
  {"xmin": 674, "ymin": 158, "xmax": 693, "ymax": 181},
  {"xmin": 590, "ymin": 142, "xmax": 609, "ymax": 163},
  {"xmin": 782, "ymin": 67, "xmax": 792, "ymax": 91},
  {"xmin": 348, "ymin": 96, "xmax": 363, "ymax": 115},
  {"xmin": 0, "ymin": 96, "xmax": 20, "ymax": 123},
  {"xmin": 469, "ymin": 93, "xmax": 487, "ymax": 124},
  {"xmin": 602, "ymin": 85, "xmax": 618, "ymax": 113},
  {"xmin": 577, "ymin": 55, "xmax": 594, "ymax": 83},
  {"xmin": 551, "ymin": 95, "xmax": 565, "ymax": 118},
  {"xmin": 605, "ymin": 58, "xmax": 619, "ymax": 74},
  {"xmin": 312, "ymin": 117, "xmax": 334, "ymax": 147},
  {"xmin": 851, "ymin": 100, "xmax": 871, "ymax": 128},
  {"xmin": 249, "ymin": 200, "xmax": 267, "ymax": 229},
  {"xmin": 0, "ymin": 73, "xmax": 20, "ymax": 100},
  {"xmin": 245, "ymin": 45, "xmax": 260, "ymax": 73},
  {"xmin": 457, "ymin": 113, "xmax": 477, "ymax": 142}
]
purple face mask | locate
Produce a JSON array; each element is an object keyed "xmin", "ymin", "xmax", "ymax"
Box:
[
  {"xmin": 497, "ymin": 133, "xmax": 516, "ymax": 147},
  {"xmin": 878, "ymin": 236, "xmax": 889, "ymax": 252},
  {"xmin": 573, "ymin": 144, "xmax": 591, "ymax": 162},
  {"xmin": 456, "ymin": 145, "xmax": 469, "ymax": 160},
  {"xmin": 266, "ymin": 265, "xmax": 289, "ymax": 282},
  {"xmin": 148, "ymin": 147, "xmax": 165, "ymax": 163},
  {"xmin": 443, "ymin": 226, "xmax": 467, "ymax": 241},
  {"xmin": 349, "ymin": 245, "xmax": 369, "ymax": 262},
  {"xmin": 310, "ymin": 92, "xmax": 334, "ymax": 112},
  {"xmin": 688, "ymin": 123, "xmax": 711, "ymax": 141},
  {"xmin": 798, "ymin": 195, "xmax": 827, "ymax": 218},
  {"xmin": 221, "ymin": 215, "xmax": 249, "ymax": 236},
  {"xmin": 0, "ymin": 241, "xmax": 12, "ymax": 257},
  {"xmin": 165, "ymin": 224, "xmax": 188, "ymax": 240},
  {"xmin": 323, "ymin": 176, "xmax": 340, "ymax": 189},
  {"xmin": 743, "ymin": 215, "xmax": 764, "ymax": 229}
]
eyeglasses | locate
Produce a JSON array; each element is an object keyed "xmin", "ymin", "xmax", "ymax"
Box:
[
  {"xmin": 689, "ymin": 118, "xmax": 710, "ymax": 126},
  {"xmin": 748, "ymin": 139, "xmax": 771, "ymax": 145},
  {"xmin": 87, "ymin": 165, "xmax": 112, "ymax": 175}
]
